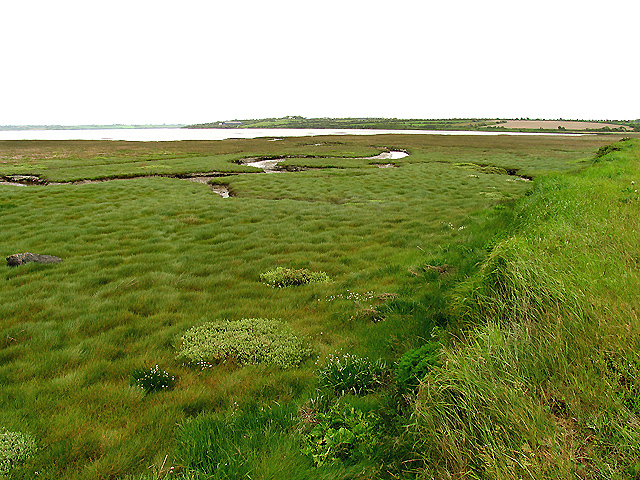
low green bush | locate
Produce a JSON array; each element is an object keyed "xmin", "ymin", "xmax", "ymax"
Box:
[
  {"xmin": 177, "ymin": 318, "xmax": 312, "ymax": 369},
  {"xmin": 594, "ymin": 137, "xmax": 630, "ymax": 159},
  {"xmin": 302, "ymin": 404, "xmax": 380, "ymax": 467},
  {"xmin": 0, "ymin": 430, "xmax": 37, "ymax": 475},
  {"xmin": 394, "ymin": 342, "xmax": 440, "ymax": 393},
  {"xmin": 260, "ymin": 267, "xmax": 330, "ymax": 287},
  {"xmin": 318, "ymin": 352, "xmax": 388, "ymax": 396},
  {"xmin": 130, "ymin": 365, "xmax": 176, "ymax": 394}
]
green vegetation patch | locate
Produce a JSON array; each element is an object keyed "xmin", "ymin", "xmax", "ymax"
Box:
[
  {"xmin": 260, "ymin": 267, "xmax": 330, "ymax": 287},
  {"xmin": 130, "ymin": 365, "xmax": 176, "ymax": 395},
  {"xmin": 411, "ymin": 138, "xmax": 640, "ymax": 478},
  {"xmin": 317, "ymin": 352, "xmax": 388, "ymax": 396},
  {"xmin": 394, "ymin": 341, "xmax": 440, "ymax": 393},
  {"xmin": 176, "ymin": 404, "xmax": 309, "ymax": 479},
  {"xmin": 177, "ymin": 318, "xmax": 312, "ymax": 369},
  {"xmin": 302, "ymin": 404, "xmax": 381, "ymax": 467},
  {"xmin": 0, "ymin": 430, "xmax": 37, "ymax": 476}
]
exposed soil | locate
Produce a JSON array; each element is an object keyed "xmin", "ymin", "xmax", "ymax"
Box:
[
  {"xmin": 243, "ymin": 158, "xmax": 284, "ymax": 173},
  {"xmin": 367, "ymin": 151, "xmax": 409, "ymax": 160},
  {"xmin": 0, "ymin": 181, "xmax": 27, "ymax": 187},
  {"xmin": 181, "ymin": 175, "xmax": 231, "ymax": 197}
]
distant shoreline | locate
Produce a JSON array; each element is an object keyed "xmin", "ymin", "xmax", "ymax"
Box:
[
  {"xmin": 0, "ymin": 128, "xmax": 596, "ymax": 142},
  {"xmin": 0, "ymin": 124, "xmax": 186, "ymax": 131},
  {"xmin": 185, "ymin": 117, "xmax": 638, "ymax": 134},
  {"xmin": 1, "ymin": 117, "xmax": 636, "ymax": 134}
]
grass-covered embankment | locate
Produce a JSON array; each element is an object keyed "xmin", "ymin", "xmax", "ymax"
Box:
[{"xmin": 412, "ymin": 138, "xmax": 640, "ymax": 478}]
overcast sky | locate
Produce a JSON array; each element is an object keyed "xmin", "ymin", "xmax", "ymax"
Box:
[{"xmin": 1, "ymin": 0, "xmax": 638, "ymax": 126}]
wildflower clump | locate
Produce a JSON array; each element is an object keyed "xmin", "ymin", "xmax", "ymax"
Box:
[
  {"xmin": 177, "ymin": 318, "xmax": 312, "ymax": 369},
  {"xmin": 260, "ymin": 267, "xmax": 330, "ymax": 287},
  {"xmin": 318, "ymin": 352, "xmax": 388, "ymax": 395},
  {"xmin": 131, "ymin": 365, "xmax": 176, "ymax": 394},
  {"xmin": 0, "ymin": 430, "xmax": 37, "ymax": 475}
]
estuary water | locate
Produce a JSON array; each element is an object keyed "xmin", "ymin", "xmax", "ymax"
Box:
[{"xmin": 0, "ymin": 128, "xmax": 582, "ymax": 142}]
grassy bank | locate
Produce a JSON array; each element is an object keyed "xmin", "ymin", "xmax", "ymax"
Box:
[
  {"xmin": 0, "ymin": 134, "xmax": 632, "ymax": 478},
  {"xmin": 412, "ymin": 137, "xmax": 640, "ymax": 478}
]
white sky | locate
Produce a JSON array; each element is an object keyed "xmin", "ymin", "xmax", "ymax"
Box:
[{"xmin": 1, "ymin": 0, "xmax": 638, "ymax": 125}]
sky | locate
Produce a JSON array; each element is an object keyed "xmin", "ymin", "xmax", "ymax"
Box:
[{"xmin": 1, "ymin": 0, "xmax": 638, "ymax": 126}]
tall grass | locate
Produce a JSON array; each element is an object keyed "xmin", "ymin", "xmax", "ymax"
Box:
[{"xmin": 412, "ymin": 138, "xmax": 640, "ymax": 478}]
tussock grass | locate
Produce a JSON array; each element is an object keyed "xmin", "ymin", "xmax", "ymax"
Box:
[{"xmin": 0, "ymin": 134, "xmax": 627, "ymax": 478}]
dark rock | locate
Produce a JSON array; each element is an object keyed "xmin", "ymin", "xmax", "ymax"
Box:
[{"xmin": 6, "ymin": 252, "xmax": 63, "ymax": 267}]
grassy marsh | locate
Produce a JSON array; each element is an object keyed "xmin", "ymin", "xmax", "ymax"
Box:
[{"xmin": 0, "ymin": 133, "xmax": 633, "ymax": 479}]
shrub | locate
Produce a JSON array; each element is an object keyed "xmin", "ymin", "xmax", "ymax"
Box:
[
  {"xmin": 302, "ymin": 404, "xmax": 380, "ymax": 467},
  {"xmin": 594, "ymin": 138, "xmax": 630, "ymax": 160},
  {"xmin": 394, "ymin": 342, "xmax": 440, "ymax": 393},
  {"xmin": 318, "ymin": 352, "xmax": 388, "ymax": 395},
  {"xmin": 131, "ymin": 365, "xmax": 176, "ymax": 394},
  {"xmin": 0, "ymin": 430, "xmax": 37, "ymax": 475},
  {"xmin": 260, "ymin": 267, "xmax": 330, "ymax": 287},
  {"xmin": 177, "ymin": 318, "xmax": 312, "ymax": 369}
]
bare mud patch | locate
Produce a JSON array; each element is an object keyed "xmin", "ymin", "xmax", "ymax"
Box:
[
  {"xmin": 240, "ymin": 150, "xmax": 408, "ymax": 173},
  {"xmin": 211, "ymin": 185, "xmax": 230, "ymax": 198},
  {"xmin": 180, "ymin": 175, "xmax": 231, "ymax": 197},
  {"xmin": 0, "ymin": 181, "xmax": 28, "ymax": 187},
  {"xmin": 243, "ymin": 158, "xmax": 284, "ymax": 173},
  {"xmin": 367, "ymin": 151, "xmax": 409, "ymax": 160},
  {"xmin": 374, "ymin": 163, "xmax": 396, "ymax": 168}
]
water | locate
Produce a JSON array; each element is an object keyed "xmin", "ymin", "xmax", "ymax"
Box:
[{"xmin": 0, "ymin": 128, "xmax": 582, "ymax": 142}]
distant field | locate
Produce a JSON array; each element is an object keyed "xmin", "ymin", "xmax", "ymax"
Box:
[
  {"xmin": 187, "ymin": 116, "xmax": 639, "ymax": 133},
  {"xmin": 0, "ymin": 133, "xmax": 634, "ymax": 479},
  {"xmin": 485, "ymin": 119, "xmax": 634, "ymax": 131}
]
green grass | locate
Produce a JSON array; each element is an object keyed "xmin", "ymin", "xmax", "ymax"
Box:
[
  {"xmin": 0, "ymin": 133, "xmax": 634, "ymax": 479},
  {"xmin": 412, "ymin": 138, "xmax": 640, "ymax": 478}
]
